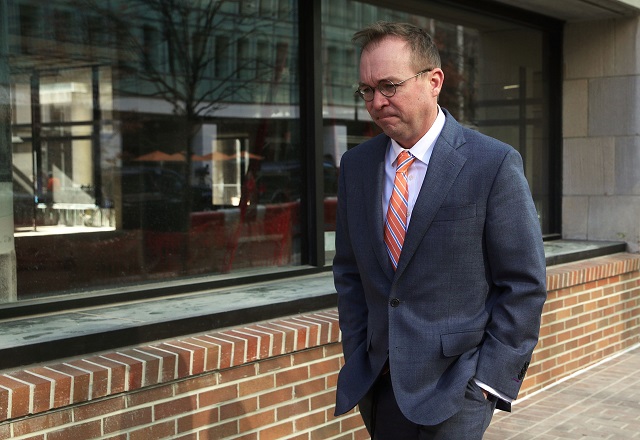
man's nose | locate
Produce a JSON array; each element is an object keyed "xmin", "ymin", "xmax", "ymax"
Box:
[{"xmin": 370, "ymin": 88, "xmax": 389, "ymax": 108}]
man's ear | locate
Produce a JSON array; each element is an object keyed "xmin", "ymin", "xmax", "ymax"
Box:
[{"xmin": 430, "ymin": 68, "xmax": 444, "ymax": 97}]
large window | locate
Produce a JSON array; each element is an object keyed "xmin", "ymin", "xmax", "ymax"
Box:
[
  {"xmin": 4, "ymin": 0, "xmax": 559, "ymax": 301},
  {"xmin": 321, "ymin": 0, "xmax": 556, "ymax": 259},
  {"xmin": 8, "ymin": 0, "xmax": 307, "ymax": 298}
]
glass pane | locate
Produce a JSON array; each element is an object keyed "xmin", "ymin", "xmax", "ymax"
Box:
[
  {"xmin": 321, "ymin": 0, "xmax": 551, "ymax": 261},
  {"xmin": 9, "ymin": 0, "xmax": 301, "ymax": 299}
]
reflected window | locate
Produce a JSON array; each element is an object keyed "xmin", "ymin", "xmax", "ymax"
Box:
[
  {"xmin": 8, "ymin": 0, "xmax": 302, "ymax": 298},
  {"xmin": 321, "ymin": 0, "xmax": 553, "ymax": 261}
]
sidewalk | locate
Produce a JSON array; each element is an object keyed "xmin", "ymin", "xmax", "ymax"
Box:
[{"xmin": 484, "ymin": 344, "xmax": 640, "ymax": 439}]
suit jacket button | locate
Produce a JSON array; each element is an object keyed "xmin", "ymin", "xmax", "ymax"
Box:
[{"xmin": 390, "ymin": 298, "xmax": 400, "ymax": 307}]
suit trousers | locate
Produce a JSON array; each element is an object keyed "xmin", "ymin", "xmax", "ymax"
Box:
[{"xmin": 359, "ymin": 372, "xmax": 497, "ymax": 439}]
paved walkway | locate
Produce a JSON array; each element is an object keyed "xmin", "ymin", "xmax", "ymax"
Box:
[{"xmin": 485, "ymin": 344, "xmax": 640, "ymax": 439}]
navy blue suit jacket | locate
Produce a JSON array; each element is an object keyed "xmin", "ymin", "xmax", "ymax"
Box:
[{"xmin": 333, "ymin": 109, "xmax": 547, "ymax": 425}]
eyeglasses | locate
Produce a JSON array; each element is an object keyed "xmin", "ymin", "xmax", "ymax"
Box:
[{"xmin": 354, "ymin": 68, "xmax": 432, "ymax": 102}]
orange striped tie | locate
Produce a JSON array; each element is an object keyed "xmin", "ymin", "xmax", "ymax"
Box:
[{"xmin": 385, "ymin": 150, "xmax": 415, "ymax": 269}]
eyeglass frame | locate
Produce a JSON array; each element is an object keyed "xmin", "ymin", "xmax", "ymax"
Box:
[{"xmin": 354, "ymin": 68, "xmax": 433, "ymax": 102}]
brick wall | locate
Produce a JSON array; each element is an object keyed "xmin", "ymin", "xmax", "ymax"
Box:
[{"xmin": 0, "ymin": 253, "xmax": 638, "ymax": 439}]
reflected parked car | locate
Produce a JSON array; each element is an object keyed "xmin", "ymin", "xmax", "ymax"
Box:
[
  {"xmin": 117, "ymin": 166, "xmax": 188, "ymax": 231},
  {"xmin": 255, "ymin": 159, "xmax": 338, "ymax": 204}
]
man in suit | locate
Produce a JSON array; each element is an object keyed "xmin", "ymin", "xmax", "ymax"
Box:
[{"xmin": 333, "ymin": 21, "xmax": 547, "ymax": 439}]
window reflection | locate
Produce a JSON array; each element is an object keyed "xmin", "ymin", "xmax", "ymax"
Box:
[
  {"xmin": 321, "ymin": 1, "xmax": 551, "ymax": 261},
  {"xmin": 9, "ymin": 0, "xmax": 303, "ymax": 298}
]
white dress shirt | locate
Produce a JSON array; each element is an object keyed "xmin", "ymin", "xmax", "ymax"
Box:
[{"xmin": 382, "ymin": 106, "xmax": 445, "ymax": 223}]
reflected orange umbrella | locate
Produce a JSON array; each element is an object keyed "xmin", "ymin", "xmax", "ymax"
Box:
[
  {"xmin": 167, "ymin": 152, "xmax": 187, "ymax": 161},
  {"xmin": 134, "ymin": 150, "xmax": 176, "ymax": 161},
  {"xmin": 199, "ymin": 151, "xmax": 231, "ymax": 161}
]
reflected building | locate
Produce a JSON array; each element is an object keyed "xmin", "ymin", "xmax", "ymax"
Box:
[{"xmin": 2, "ymin": 0, "xmax": 618, "ymax": 300}]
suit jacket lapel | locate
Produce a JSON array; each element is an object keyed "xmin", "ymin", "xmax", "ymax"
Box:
[
  {"xmin": 395, "ymin": 112, "xmax": 468, "ymax": 278},
  {"xmin": 363, "ymin": 136, "xmax": 395, "ymax": 280}
]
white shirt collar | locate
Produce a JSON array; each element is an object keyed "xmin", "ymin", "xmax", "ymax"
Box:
[{"xmin": 389, "ymin": 105, "xmax": 446, "ymax": 165}]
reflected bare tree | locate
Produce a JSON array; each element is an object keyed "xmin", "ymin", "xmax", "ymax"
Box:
[
  {"xmin": 77, "ymin": 0, "xmax": 278, "ymax": 271},
  {"xmin": 82, "ymin": 0, "xmax": 271, "ymax": 183}
]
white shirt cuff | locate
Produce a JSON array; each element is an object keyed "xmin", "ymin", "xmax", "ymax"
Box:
[{"xmin": 474, "ymin": 379, "xmax": 513, "ymax": 403}]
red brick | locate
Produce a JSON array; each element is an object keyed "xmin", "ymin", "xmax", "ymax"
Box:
[
  {"xmin": 248, "ymin": 324, "xmax": 284, "ymax": 357},
  {"xmin": 47, "ymin": 421, "xmax": 101, "ymax": 440},
  {"xmin": 297, "ymin": 315, "xmax": 331, "ymax": 344},
  {"xmin": 324, "ymin": 343, "xmax": 343, "ymax": 357},
  {"xmin": 127, "ymin": 383, "xmax": 174, "ymax": 408},
  {"xmin": 294, "ymin": 408, "xmax": 326, "ymax": 431},
  {"xmin": 207, "ymin": 333, "xmax": 247, "ymax": 367},
  {"xmin": 292, "ymin": 347, "xmax": 324, "ymax": 366},
  {"xmin": 239, "ymin": 409, "xmax": 275, "ymax": 433},
  {"xmin": 177, "ymin": 408, "xmax": 219, "ymax": 433},
  {"xmin": 239, "ymin": 374, "xmax": 275, "ymax": 396},
  {"xmin": 311, "ymin": 390, "xmax": 335, "ymax": 410},
  {"xmin": 181, "ymin": 337, "xmax": 221, "ymax": 372},
  {"xmin": 198, "ymin": 335, "xmax": 233, "ymax": 369},
  {"xmin": 220, "ymin": 397, "xmax": 258, "ymax": 420},
  {"xmin": 0, "ymin": 418, "xmax": 9, "ymax": 439},
  {"xmin": 199, "ymin": 383, "xmax": 237, "ymax": 407},
  {"xmin": 219, "ymin": 363, "xmax": 256, "ymax": 384},
  {"xmin": 174, "ymin": 433, "xmax": 198, "ymax": 440},
  {"xmin": 175, "ymin": 373, "xmax": 217, "ymax": 396},
  {"xmin": 168, "ymin": 340, "xmax": 207, "ymax": 375},
  {"xmin": 233, "ymin": 433, "xmax": 259, "ymax": 440},
  {"xmin": 155, "ymin": 343, "xmax": 195, "ymax": 378},
  {"xmin": 257, "ymin": 355, "xmax": 292, "ymax": 374},
  {"xmin": 32, "ymin": 367, "xmax": 72, "ymax": 408},
  {"xmin": 155, "ymin": 395, "xmax": 197, "ymax": 420},
  {"xmin": 234, "ymin": 328, "xmax": 272, "ymax": 360},
  {"xmin": 310, "ymin": 420, "xmax": 341, "ymax": 440},
  {"xmin": 103, "ymin": 407, "xmax": 152, "ymax": 434},
  {"xmin": 0, "ymin": 374, "xmax": 31, "ymax": 418},
  {"xmin": 223, "ymin": 329, "xmax": 260, "ymax": 363},
  {"xmin": 295, "ymin": 377, "xmax": 325, "ymax": 398},
  {"xmin": 67, "ymin": 359, "xmax": 110, "ymax": 399},
  {"xmin": 119, "ymin": 348, "xmax": 162, "ymax": 387},
  {"xmin": 326, "ymin": 372, "xmax": 338, "ymax": 388},
  {"xmin": 259, "ymin": 421, "xmax": 294, "ymax": 440},
  {"xmin": 290, "ymin": 318, "xmax": 321, "ymax": 347},
  {"xmin": 73, "ymin": 396, "xmax": 126, "ymax": 421},
  {"xmin": 197, "ymin": 420, "xmax": 238, "ymax": 439},
  {"xmin": 276, "ymin": 365, "xmax": 309, "ymax": 386},
  {"xmin": 141, "ymin": 346, "xmax": 178, "ymax": 382},
  {"xmin": 43, "ymin": 364, "xmax": 89, "ymax": 404},
  {"xmin": 254, "ymin": 323, "xmax": 295, "ymax": 354},
  {"xmin": 275, "ymin": 320, "xmax": 310, "ymax": 351},
  {"xmin": 7, "ymin": 371, "xmax": 52, "ymax": 414},
  {"xmin": 339, "ymin": 412, "xmax": 365, "ymax": 431},
  {"xmin": 277, "ymin": 399, "xmax": 309, "ymax": 420},
  {"xmin": 11, "ymin": 409, "xmax": 72, "ymax": 436},
  {"xmin": 128, "ymin": 420, "xmax": 175, "ymax": 440},
  {"xmin": 85, "ymin": 356, "xmax": 127, "ymax": 394},
  {"xmin": 259, "ymin": 387, "xmax": 293, "ymax": 409},
  {"xmin": 100, "ymin": 353, "xmax": 144, "ymax": 391}
]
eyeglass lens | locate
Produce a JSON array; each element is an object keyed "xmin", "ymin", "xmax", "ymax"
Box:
[{"xmin": 358, "ymin": 80, "xmax": 396, "ymax": 101}]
